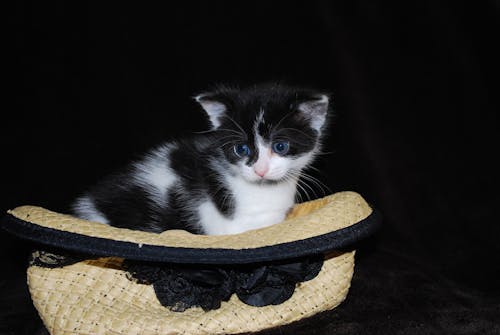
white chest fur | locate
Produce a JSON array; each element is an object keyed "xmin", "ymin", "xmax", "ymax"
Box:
[{"xmin": 198, "ymin": 176, "xmax": 297, "ymax": 235}]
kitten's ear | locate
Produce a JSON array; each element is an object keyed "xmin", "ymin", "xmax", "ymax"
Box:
[
  {"xmin": 297, "ymin": 94, "xmax": 330, "ymax": 132},
  {"xmin": 194, "ymin": 94, "xmax": 227, "ymax": 129}
]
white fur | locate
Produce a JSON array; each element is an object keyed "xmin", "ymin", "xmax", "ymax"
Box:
[
  {"xmin": 72, "ymin": 196, "xmax": 109, "ymax": 224},
  {"xmin": 195, "ymin": 95, "xmax": 226, "ymax": 129},
  {"xmin": 298, "ymin": 94, "xmax": 329, "ymax": 132},
  {"xmin": 198, "ymin": 174, "xmax": 297, "ymax": 235},
  {"xmin": 133, "ymin": 145, "xmax": 178, "ymax": 206}
]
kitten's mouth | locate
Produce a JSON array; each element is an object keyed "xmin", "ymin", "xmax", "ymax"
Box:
[
  {"xmin": 249, "ymin": 174, "xmax": 292, "ymax": 186},
  {"xmin": 255, "ymin": 178, "xmax": 280, "ymax": 186}
]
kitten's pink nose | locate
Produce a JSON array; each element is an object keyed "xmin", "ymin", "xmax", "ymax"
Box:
[{"xmin": 254, "ymin": 166, "xmax": 269, "ymax": 178}]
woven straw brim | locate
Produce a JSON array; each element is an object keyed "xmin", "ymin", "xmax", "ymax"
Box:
[
  {"xmin": 19, "ymin": 191, "xmax": 372, "ymax": 335},
  {"xmin": 9, "ymin": 191, "xmax": 371, "ymax": 250}
]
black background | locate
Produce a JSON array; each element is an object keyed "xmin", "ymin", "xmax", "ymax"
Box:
[{"xmin": 2, "ymin": 1, "xmax": 499, "ymax": 334}]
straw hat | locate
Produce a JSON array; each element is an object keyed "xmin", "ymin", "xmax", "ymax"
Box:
[{"xmin": 2, "ymin": 191, "xmax": 380, "ymax": 335}]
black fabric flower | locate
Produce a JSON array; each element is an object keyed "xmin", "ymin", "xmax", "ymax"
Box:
[
  {"xmin": 125, "ymin": 262, "xmax": 235, "ymax": 312},
  {"xmin": 234, "ymin": 256, "xmax": 324, "ymax": 306}
]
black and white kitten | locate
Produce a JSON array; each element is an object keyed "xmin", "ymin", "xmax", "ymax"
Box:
[{"xmin": 72, "ymin": 84, "xmax": 330, "ymax": 235}]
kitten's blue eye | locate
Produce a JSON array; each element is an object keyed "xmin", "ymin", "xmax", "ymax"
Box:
[
  {"xmin": 233, "ymin": 144, "xmax": 251, "ymax": 157},
  {"xmin": 272, "ymin": 141, "xmax": 290, "ymax": 155}
]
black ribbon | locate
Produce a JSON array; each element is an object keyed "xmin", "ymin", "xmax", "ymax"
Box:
[
  {"xmin": 29, "ymin": 249, "xmax": 324, "ymax": 311},
  {"xmin": 125, "ymin": 256, "xmax": 324, "ymax": 311}
]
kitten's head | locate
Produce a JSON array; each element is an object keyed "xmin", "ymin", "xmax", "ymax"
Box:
[{"xmin": 195, "ymin": 83, "xmax": 330, "ymax": 183}]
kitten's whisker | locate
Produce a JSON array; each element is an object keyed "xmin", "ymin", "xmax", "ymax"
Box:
[
  {"xmin": 214, "ymin": 138, "xmax": 242, "ymax": 147},
  {"xmin": 222, "ymin": 115, "xmax": 247, "ymax": 139},
  {"xmin": 277, "ymin": 128, "xmax": 317, "ymax": 141},
  {"xmin": 215, "ymin": 128, "xmax": 245, "ymax": 136},
  {"xmin": 288, "ymin": 172, "xmax": 312, "ymax": 202},
  {"xmin": 272, "ymin": 110, "xmax": 295, "ymax": 133},
  {"xmin": 314, "ymin": 151, "xmax": 335, "ymax": 156},
  {"xmin": 289, "ymin": 170, "xmax": 324, "ymax": 199},
  {"xmin": 297, "ymin": 178, "xmax": 319, "ymax": 200},
  {"xmin": 304, "ymin": 165, "xmax": 321, "ymax": 173},
  {"xmin": 296, "ymin": 171, "xmax": 332, "ymax": 196},
  {"xmin": 295, "ymin": 181, "xmax": 312, "ymax": 202},
  {"xmin": 283, "ymin": 174, "xmax": 304, "ymax": 203},
  {"xmin": 217, "ymin": 141, "xmax": 238, "ymax": 149},
  {"xmin": 193, "ymin": 129, "xmax": 216, "ymax": 135},
  {"xmin": 302, "ymin": 172, "xmax": 332, "ymax": 194},
  {"xmin": 214, "ymin": 136, "xmax": 247, "ymax": 149},
  {"xmin": 300, "ymin": 177, "xmax": 328, "ymax": 197},
  {"xmin": 213, "ymin": 134, "xmax": 245, "ymax": 141}
]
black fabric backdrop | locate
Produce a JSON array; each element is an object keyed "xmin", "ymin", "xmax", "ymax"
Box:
[{"xmin": 2, "ymin": 1, "xmax": 499, "ymax": 334}]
